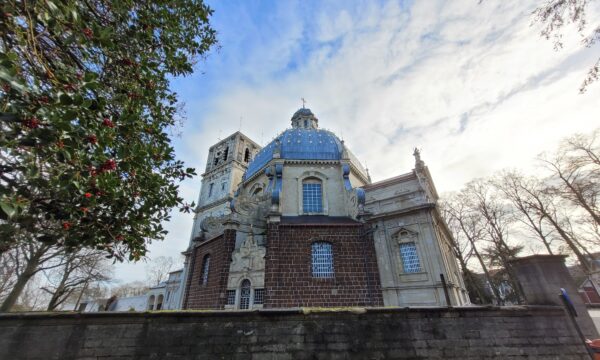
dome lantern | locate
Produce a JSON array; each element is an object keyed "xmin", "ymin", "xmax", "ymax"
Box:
[{"xmin": 291, "ymin": 108, "xmax": 318, "ymax": 129}]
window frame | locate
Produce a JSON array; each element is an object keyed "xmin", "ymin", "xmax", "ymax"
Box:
[
  {"xmin": 239, "ymin": 279, "xmax": 252, "ymax": 310},
  {"xmin": 199, "ymin": 254, "xmax": 211, "ymax": 285},
  {"xmin": 311, "ymin": 241, "xmax": 335, "ymax": 279},
  {"xmin": 394, "ymin": 229, "xmax": 424, "ymax": 275},
  {"xmin": 298, "ymin": 173, "xmax": 328, "ymax": 215}
]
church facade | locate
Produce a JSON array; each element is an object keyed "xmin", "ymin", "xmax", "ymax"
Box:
[{"xmin": 181, "ymin": 108, "xmax": 469, "ymax": 310}]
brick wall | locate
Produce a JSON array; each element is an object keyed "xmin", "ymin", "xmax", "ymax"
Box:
[
  {"xmin": 0, "ymin": 307, "xmax": 589, "ymax": 359},
  {"xmin": 264, "ymin": 222, "xmax": 383, "ymax": 308},
  {"xmin": 183, "ymin": 229, "xmax": 236, "ymax": 309}
]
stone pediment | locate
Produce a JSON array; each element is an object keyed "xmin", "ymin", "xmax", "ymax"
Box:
[{"xmin": 391, "ymin": 227, "xmax": 418, "ymax": 240}]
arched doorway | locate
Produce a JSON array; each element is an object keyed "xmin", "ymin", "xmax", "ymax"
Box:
[
  {"xmin": 239, "ymin": 279, "xmax": 251, "ymax": 310},
  {"xmin": 156, "ymin": 294, "xmax": 164, "ymax": 310},
  {"xmin": 147, "ymin": 295, "xmax": 155, "ymax": 310}
]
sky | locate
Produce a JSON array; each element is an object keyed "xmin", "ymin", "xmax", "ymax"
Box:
[{"xmin": 113, "ymin": 0, "xmax": 600, "ymax": 284}]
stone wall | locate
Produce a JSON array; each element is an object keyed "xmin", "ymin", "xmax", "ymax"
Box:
[
  {"xmin": 183, "ymin": 229, "xmax": 236, "ymax": 309},
  {"xmin": 265, "ymin": 222, "xmax": 383, "ymax": 308},
  {"xmin": 0, "ymin": 306, "xmax": 589, "ymax": 359}
]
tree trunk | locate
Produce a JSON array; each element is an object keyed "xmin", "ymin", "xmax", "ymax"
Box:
[
  {"xmin": 467, "ymin": 234, "xmax": 502, "ymax": 304},
  {"xmin": 546, "ymin": 214, "xmax": 593, "ymax": 273},
  {"xmin": 0, "ymin": 255, "xmax": 40, "ymax": 312}
]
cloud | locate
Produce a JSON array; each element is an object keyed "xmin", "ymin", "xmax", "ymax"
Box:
[{"xmin": 114, "ymin": 0, "xmax": 600, "ymax": 282}]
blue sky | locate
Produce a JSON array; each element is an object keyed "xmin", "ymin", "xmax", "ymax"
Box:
[{"xmin": 114, "ymin": 0, "xmax": 600, "ymax": 284}]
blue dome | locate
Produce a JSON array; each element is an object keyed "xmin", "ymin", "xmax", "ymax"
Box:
[{"xmin": 245, "ymin": 128, "xmax": 343, "ymax": 179}]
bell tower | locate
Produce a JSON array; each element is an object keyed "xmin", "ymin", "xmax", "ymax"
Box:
[{"xmin": 189, "ymin": 132, "xmax": 261, "ymax": 243}]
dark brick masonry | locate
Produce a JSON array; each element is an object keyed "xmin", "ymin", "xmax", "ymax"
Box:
[
  {"xmin": 0, "ymin": 306, "xmax": 589, "ymax": 359},
  {"xmin": 264, "ymin": 221, "xmax": 383, "ymax": 308},
  {"xmin": 183, "ymin": 229, "xmax": 236, "ymax": 309}
]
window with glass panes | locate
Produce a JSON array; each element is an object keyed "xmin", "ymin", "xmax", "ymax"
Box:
[
  {"xmin": 311, "ymin": 242, "xmax": 334, "ymax": 278},
  {"xmin": 253, "ymin": 288, "xmax": 264, "ymax": 304},
  {"xmin": 303, "ymin": 180, "xmax": 323, "ymax": 213},
  {"xmin": 226, "ymin": 290, "xmax": 236, "ymax": 305},
  {"xmin": 239, "ymin": 280, "xmax": 251, "ymax": 309},
  {"xmin": 399, "ymin": 242, "xmax": 421, "ymax": 273},
  {"xmin": 200, "ymin": 255, "xmax": 210, "ymax": 285}
]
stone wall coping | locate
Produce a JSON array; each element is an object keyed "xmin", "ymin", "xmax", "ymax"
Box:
[
  {"xmin": 0, "ymin": 305, "xmax": 566, "ymax": 321},
  {"xmin": 509, "ymin": 254, "xmax": 569, "ymax": 263}
]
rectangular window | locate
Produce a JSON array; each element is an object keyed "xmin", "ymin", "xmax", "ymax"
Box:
[
  {"xmin": 399, "ymin": 242, "xmax": 421, "ymax": 273},
  {"xmin": 226, "ymin": 290, "xmax": 236, "ymax": 305},
  {"xmin": 221, "ymin": 182, "xmax": 226, "ymax": 191},
  {"xmin": 312, "ymin": 242, "xmax": 334, "ymax": 278},
  {"xmin": 303, "ymin": 183, "xmax": 323, "ymax": 213},
  {"xmin": 253, "ymin": 289, "xmax": 264, "ymax": 304},
  {"xmin": 208, "ymin": 183, "xmax": 214, "ymax": 197}
]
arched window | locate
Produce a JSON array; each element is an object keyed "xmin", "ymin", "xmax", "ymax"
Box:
[
  {"xmin": 224, "ymin": 146, "xmax": 229, "ymax": 161},
  {"xmin": 399, "ymin": 242, "xmax": 421, "ymax": 273},
  {"xmin": 311, "ymin": 242, "xmax": 334, "ymax": 278},
  {"xmin": 200, "ymin": 254, "xmax": 210, "ymax": 285},
  {"xmin": 303, "ymin": 178, "xmax": 323, "ymax": 213},
  {"xmin": 239, "ymin": 279, "xmax": 251, "ymax": 309},
  {"xmin": 156, "ymin": 294, "xmax": 164, "ymax": 310},
  {"xmin": 244, "ymin": 148, "xmax": 251, "ymax": 163}
]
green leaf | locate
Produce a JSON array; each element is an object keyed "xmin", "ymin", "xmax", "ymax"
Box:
[
  {"xmin": 0, "ymin": 201, "xmax": 16, "ymax": 218},
  {"xmin": 59, "ymin": 94, "xmax": 72, "ymax": 105}
]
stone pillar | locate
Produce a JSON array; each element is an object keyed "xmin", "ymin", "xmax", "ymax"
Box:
[{"xmin": 510, "ymin": 254, "xmax": 598, "ymax": 338}]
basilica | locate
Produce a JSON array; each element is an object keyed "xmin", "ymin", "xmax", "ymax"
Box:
[{"xmin": 180, "ymin": 108, "xmax": 469, "ymax": 310}]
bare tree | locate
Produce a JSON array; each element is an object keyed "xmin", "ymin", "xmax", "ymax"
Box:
[
  {"xmin": 12, "ymin": 275, "xmax": 49, "ymax": 311},
  {"xmin": 145, "ymin": 256, "xmax": 175, "ymax": 286},
  {"xmin": 463, "ymin": 179, "xmax": 525, "ymax": 303},
  {"xmin": 0, "ymin": 252, "xmax": 18, "ymax": 302},
  {"xmin": 534, "ymin": 0, "xmax": 600, "ymax": 92},
  {"xmin": 494, "ymin": 171, "xmax": 555, "ymax": 254},
  {"xmin": 443, "ymin": 192, "xmax": 502, "ymax": 303},
  {"xmin": 541, "ymin": 129, "xmax": 600, "ymax": 227},
  {"xmin": 440, "ymin": 200, "xmax": 490, "ymax": 304},
  {"xmin": 0, "ymin": 241, "xmax": 65, "ymax": 312},
  {"xmin": 41, "ymin": 250, "xmax": 113, "ymax": 311}
]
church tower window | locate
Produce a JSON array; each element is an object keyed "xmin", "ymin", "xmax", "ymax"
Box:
[
  {"xmin": 399, "ymin": 242, "xmax": 421, "ymax": 273},
  {"xmin": 239, "ymin": 279, "xmax": 251, "ymax": 309},
  {"xmin": 224, "ymin": 146, "xmax": 229, "ymax": 161},
  {"xmin": 200, "ymin": 254, "xmax": 210, "ymax": 285},
  {"xmin": 244, "ymin": 148, "xmax": 251, "ymax": 162},
  {"xmin": 208, "ymin": 183, "xmax": 214, "ymax": 197},
  {"xmin": 312, "ymin": 242, "xmax": 334, "ymax": 278},
  {"xmin": 303, "ymin": 178, "xmax": 323, "ymax": 213}
]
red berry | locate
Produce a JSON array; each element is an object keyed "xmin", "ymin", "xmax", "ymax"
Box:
[
  {"xmin": 84, "ymin": 192, "xmax": 92, "ymax": 198},
  {"xmin": 64, "ymin": 83, "xmax": 76, "ymax": 91},
  {"xmin": 81, "ymin": 207, "xmax": 88, "ymax": 213},
  {"xmin": 100, "ymin": 159, "xmax": 116, "ymax": 172},
  {"xmin": 102, "ymin": 118, "xmax": 115, "ymax": 128},
  {"xmin": 87, "ymin": 135, "xmax": 98, "ymax": 144},
  {"xmin": 24, "ymin": 117, "xmax": 40, "ymax": 129},
  {"xmin": 62, "ymin": 222, "xmax": 71, "ymax": 230},
  {"xmin": 115, "ymin": 234, "xmax": 124, "ymax": 241},
  {"xmin": 56, "ymin": 140, "xmax": 65, "ymax": 149},
  {"xmin": 83, "ymin": 28, "xmax": 93, "ymax": 39}
]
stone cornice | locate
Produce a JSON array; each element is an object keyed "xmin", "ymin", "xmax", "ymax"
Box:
[
  {"xmin": 363, "ymin": 172, "xmax": 416, "ymax": 191},
  {"xmin": 195, "ymin": 197, "xmax": 231, "ymax": 213},
  {"xmin": 363, "ymin": 203, "xmax": 435, "ymax": 222}
]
